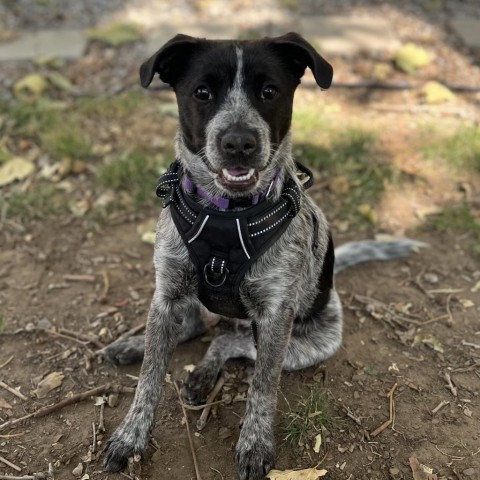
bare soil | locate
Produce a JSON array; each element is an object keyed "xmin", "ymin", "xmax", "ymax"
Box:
[
  {"xmin": 1, "ymin": 2, "xmax": 480, "ymax": 479},
  {"xmin": 1, "ymin": 211, "xmax": 479, "ymax": 479}
]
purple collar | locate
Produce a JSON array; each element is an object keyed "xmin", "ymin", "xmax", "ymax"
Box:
[{"xmin": 182, "ymin": 169, "xmax": 281, "ymax": 210}]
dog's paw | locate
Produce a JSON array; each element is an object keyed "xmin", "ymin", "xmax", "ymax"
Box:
[
  {"xmin": 181, "ymin": 367, "xmax": 219, "ymax": 405},
  {"xmin": 101, "ymin": 335, "xmax": 145, "ymax": 365},
  {"xmin": 235, "ymin": 439, "xmax": 275, "ymax": 480},
  {"xmin": 103, "ymin": 432, "xmax": 143, "ymax": 472}
]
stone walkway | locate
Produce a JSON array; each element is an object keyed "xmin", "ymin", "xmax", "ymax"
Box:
[{"xmin": 0, "ymin": 5, "xmax": 479, "ymax": 62}]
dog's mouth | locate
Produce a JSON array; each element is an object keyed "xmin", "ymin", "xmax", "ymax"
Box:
[{"xmin": 218, "ymin": 167, "xmax": 258, "ymax": 191}]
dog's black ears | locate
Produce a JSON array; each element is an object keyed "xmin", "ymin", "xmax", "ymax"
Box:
[
  {"xmin": 270, "ymin": 32, "xmax": 333, "ymax": 89},
  {"xmin": 139, "ymin": 34, "xmax": 201, "ymax": 88}
]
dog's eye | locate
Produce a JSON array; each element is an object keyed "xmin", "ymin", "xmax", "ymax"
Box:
[
  {"xmin": 261, "ymin": 85, "xmax": 278, "ymax": 100},
  {"xmin": 193, "ymin": 86, "xmax": 212, "ymax": 101}
]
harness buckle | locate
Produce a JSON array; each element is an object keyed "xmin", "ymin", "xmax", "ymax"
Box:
[{"xmin": 203, "ymin": 257, "xmax": 229, "ymax": 288}]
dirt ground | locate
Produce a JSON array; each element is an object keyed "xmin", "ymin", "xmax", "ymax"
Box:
[{"xmin": 1, "ymin": 1, "xmax": 480, "ymax": 480}]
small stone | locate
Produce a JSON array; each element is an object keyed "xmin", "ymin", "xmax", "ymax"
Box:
[
  {"xmin": 464, "ymin": 469, "xmax": 476, "ymax": 476},
  {"xmin": 423, "ymin": 273, "xmax": 439, "ymax": 284},
  {"xmin": 108, "ymin": 393, "xmax": 119, "ymax": 408},
  {"xmin": 218, "ymin": 426, "xmax": 232, "ymax": 440},
  {"xmin": 389, "ymin": 467, "xmax": 400, "ymax": 475},
  {"xmin": 72, "ymin": 462, "xmax": 83, "ymax": 476}
]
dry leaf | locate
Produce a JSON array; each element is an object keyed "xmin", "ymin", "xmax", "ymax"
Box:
[
  {"xmin": 137, "ymin": 219, "xmax": 156, "ymax": 245},
  {"xmin": 0, "ymin": 157, "xmax": 35, "ymax": 187},
  {"xmin": 0, "ymin": 397, "xmax": 13, "ymax": 409},
  {"xmin": 34, "ymin": 371, "xmax": 65, "ymax": 398},
  {"xmin": 313, "ymin": 433, "xmax": 322, "ymax": 453},
  {"xmin": 13, "ymin": 73, "xmax": 48, "ymax": 96},
  {"xmin": 266, "ymin": 467, "xmax": 327, "ymax": 479},
  {"xmin": 413, "ymin": 334, "xmax": 444, "ymax": 353},
  {"xmin": 409, "ymin": 456, "xmax": 438, "ymax": 480},
  {"xmin": 459, "ymin": 298, "xmax": 475, "ymax": 308}
]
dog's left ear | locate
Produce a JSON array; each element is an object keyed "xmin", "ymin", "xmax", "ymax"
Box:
[
  {"xmin": 139, "ymin": 33, "xmax": 201, "ymax": 88},
  {"xmin": 270, "ymin": 32, "xmax": 333, "ymax": 89}
]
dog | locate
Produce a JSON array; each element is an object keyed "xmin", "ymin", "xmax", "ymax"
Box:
[{"xmin": 102, "ymin": 33, "xmax": 424, "ymax": 480}]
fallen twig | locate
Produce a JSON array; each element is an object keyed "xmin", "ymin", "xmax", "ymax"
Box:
[
  {"xmin": 197, "ymin": 376, "xmax": 225, "ymax": 431},
  {"xmin": 99, "ymin": 270, "xmax": 110, "ymax": 301},
  {"xmin": 0, "ymin": 381, "xmax": 27, "ymax": 401},
  {"xmin": 462, "ymin": 340, "xmax": 480, "ymax": 350},
  {"xmin": 0, "ymin": 356, "xmax": 14, "ymax": 369},
  {"xmin": 444, "ymin": 372, "xmax": 458, "ymax": 398},
  {"xmin": 0, "ymin": 384, "xmax": 134, "ymax": 432},
  {"xmin": 173, "ymin": 381, "xmax": 203, "ymax": 480},
  {"xmin": 431, "ymin": 400, "xmax": 449, "ymax": 415},
  {"xmin": 370, "ymin": 383, "xmax": 397, "ymax": 438},
  {"xmin": 63, "ymin": 274, "xmax": 96, "ymax": 283},
  {"xmin": 96, "ymin": 324, "xmax": 146, "ymax": 357},
  {"xmin": 57, "ymin": 329, "xmax": 104, "ymax": 349},
  {"xmin": 0, "ymin": 455, "xmax": 21, "ymax": 472},
  {"xmin": 0, "ymin": 475, "xmax": 47, "ymax": 480},
  {"xmin": 91, "ymin": 422, "xmax": 97, "ymax": 454},
  {"xmin": 98, "ymin": 400, "xmax": 105, "ymax": 433}
]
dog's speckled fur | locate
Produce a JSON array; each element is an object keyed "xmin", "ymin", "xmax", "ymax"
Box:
[{"xmin": 103, "ymin": 33, "xmax": 424, "ymax": 480}]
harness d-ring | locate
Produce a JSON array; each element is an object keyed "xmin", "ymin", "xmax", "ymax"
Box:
[{"xmin": 203, "ymin": 264, "xmax": 229, "ymax": 288}]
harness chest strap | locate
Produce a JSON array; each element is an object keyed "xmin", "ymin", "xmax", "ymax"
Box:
[{"xmin": 156, "ymin": 161, "xmax": 312, "ymax": 319}]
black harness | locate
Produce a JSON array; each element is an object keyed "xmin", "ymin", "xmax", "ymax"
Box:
[{"xmin": 156, "ymin": 161, "xmax": 314, "ymax": 319}]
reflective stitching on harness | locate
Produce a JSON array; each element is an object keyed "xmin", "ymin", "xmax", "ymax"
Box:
[
  {"xmin": 172, "ymin": 196, "xmax": 195, "ymax": 225},
  {"xmin": 211, "ymin": 257, "xmax": 216, "ymax": 272},
  {"xmin": 250, "ymin": 209, "xmax": 291, "ymax": 237},
  {"xmin": 188, "ymin": 215, "xmax": 210, "ymax": 244},
  {"xmin": 236, "ymin": 218, "xmax": 251, "ymax": 260},
  {"xmin": 221, "ymin": 260, "xmax": 225, "ymax": 274},
  {"xmin": 178, "ymin": 191, "xmax": 196, "ymax": 218},
  {"xmin": 283, "ymin": 188, "xmax": 300, "ymax": 211},
  {"xmin": 247, "ymin": 200, "xmax": 288, "ymax": 227}
]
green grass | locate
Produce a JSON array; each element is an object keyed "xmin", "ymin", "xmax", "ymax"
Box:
[
  {"xmin": 1, "ymin": 98, "xmax": 93, "ymax": 160},
  {"xmin": 282, "ymin": 388, "xmax": 339, "ymax": 450},
  {"xmin": 99, "ymin": 152, "xmax": 168, "ymax": 207},
  {"xmin": 423, "ymin": 125, "xmax": 480, "ymax": 171},
  {"xmin": 293, "ymin": 126, "xmax": 392, "ymax": 224},
  {"xmin": 427, "ymin": 203, "xmax": 480, "ymax": 254},
  {"xmin": 78, "ymin": 92, "xmax": 143, "ymax": 120},
  {"xmin": 4, "ymin": 184, "xmax": 68, "ymax": 221}
]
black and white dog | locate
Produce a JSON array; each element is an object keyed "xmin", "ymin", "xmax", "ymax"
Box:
[{"xmin": 102, "ymin": 33, "xmax": 423, "ymax": 480}]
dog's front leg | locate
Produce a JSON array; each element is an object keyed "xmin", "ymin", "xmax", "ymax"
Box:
[
  {"xmin": 103, "ymin": 291, "xmax": 192, "ymax": 472},
  {"xmin": 236, "ymin": 307, "xmax": 293, "ymax": 480}
]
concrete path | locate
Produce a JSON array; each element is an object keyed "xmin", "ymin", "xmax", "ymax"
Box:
[
  {"xmin": 0, "ymin": 30, "xmax": 86, "ymax": 61},
  {"xmin": 1, "ymin": 12, "xmax": 479, "ymax": 62},
  {"xmin": 0, "ymin": 14, "xmax": 404, "ymax": 62}
]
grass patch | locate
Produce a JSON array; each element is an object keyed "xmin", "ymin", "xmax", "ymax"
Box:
[
  {"xmin": 2, "ymin": 98, "xmax": 93, "ymax": 160},
  {"xmin": 78, "ymin": 92, "xmax": 144, "ymax": 121},
  {"xmin": 427, "ymin": 203, "xmax": 480, "ymax": 254},
  {"xmin": 423, "ymin": 125, "xmax": 480, "ymax": 171},
  {"xmin": 293, "ymin": 126, "xmax": 392, "ymax": 224},
  {"xmin": 99, "ymin": 152, "xmax": 168, "ymax": 207},
  {"xmin": 4, "ymin": 183, "xmax": 68, "ymax": 221},
  {"xmin": 282, "ymin": 388, "xmax": 339, "ymax": 450},
  {"xmin": 42, "ymin": 124, "xmax": 92, "ymax": 159}
]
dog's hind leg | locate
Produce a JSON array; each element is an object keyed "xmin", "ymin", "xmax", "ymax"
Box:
[
  {"xmin": 101, "ymin": 302, "xmax": 205, "ymax": 365},
  {"xmin": 283, "ymin": 289, "xmax": 343, "ymax": 371}
]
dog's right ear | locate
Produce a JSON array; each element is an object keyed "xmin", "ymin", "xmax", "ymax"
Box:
[{"xmin": 139, "ymin": 34, "xmax": 201, "ymax": 88}]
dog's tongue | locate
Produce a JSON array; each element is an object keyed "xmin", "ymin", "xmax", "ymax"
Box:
[{"xmin": 226, "ymin": 167, "xmax": 250, "ymax": 177}]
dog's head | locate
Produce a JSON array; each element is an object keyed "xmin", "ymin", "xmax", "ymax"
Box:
[{"xmin": 140, "ymin": 33, "xmax": 332, "ymax": 199}]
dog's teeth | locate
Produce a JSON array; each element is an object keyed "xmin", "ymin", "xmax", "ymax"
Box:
[{"xmin": 221, "ymin": 168, "xmax": 255, "ymax": 182}]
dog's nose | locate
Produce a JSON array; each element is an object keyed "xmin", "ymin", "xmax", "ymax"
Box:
[{"xmin": 221, "ymin": 130, "xmax": 257, "ymax": 157}]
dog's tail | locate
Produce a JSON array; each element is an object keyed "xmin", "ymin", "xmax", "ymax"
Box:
[{"xmin": 334, "ymin": 239, "xmax": 428, "ymax": 274}]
